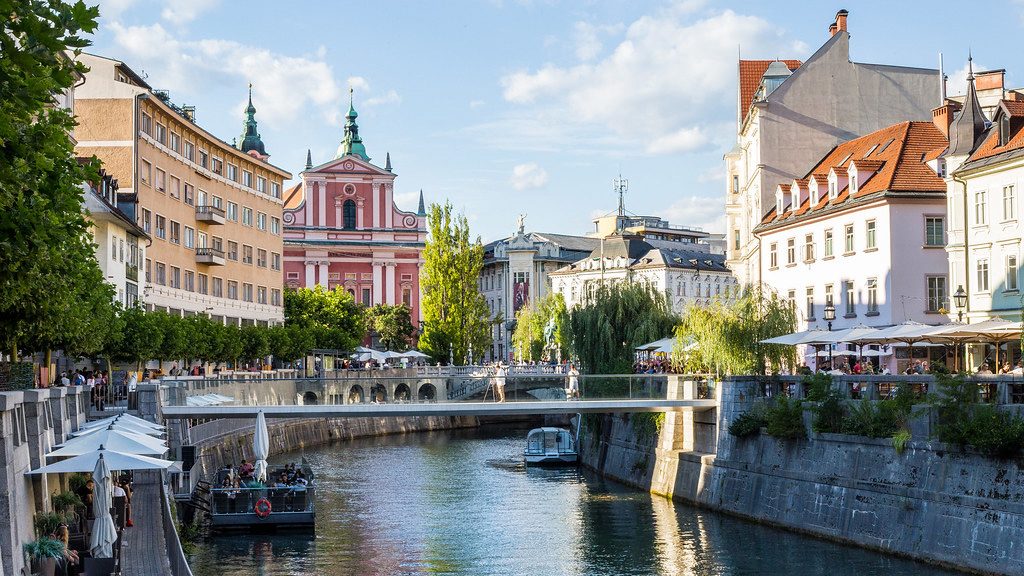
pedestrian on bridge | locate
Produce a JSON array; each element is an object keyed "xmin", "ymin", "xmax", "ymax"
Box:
[
  {"xmin": 494, "ymin": 363, "xmax": 507, "ymax": 402},
  {"xmin": 566, "ymin": 363, "xmax": 580, "ymax": 400}
]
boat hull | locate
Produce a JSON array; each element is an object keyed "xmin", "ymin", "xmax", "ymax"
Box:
[
  {"xmin": 209, "ymin": 510, "xmax": 315, "ymax": 532},
  {"xmin": 524, "ymin": 452, "xmax": 578, "ymax": 466}
]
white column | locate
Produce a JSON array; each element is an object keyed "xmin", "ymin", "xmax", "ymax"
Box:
[
  {"xmin": 385, "ymin": 184, "xmax": 393, "ymax": 229},
  {"xmin": 317, "ymin": 181, "xmax": 326, "ymax": 227},
  {"xmin": 304, "ymin": 181, "xmax": 313, "ymax": 224},
  {"xmin": 334, "ymin": 200, "xmax": 341, "ymax": 229},
  {"xmin": 385, "ymin": 263, "xmax": 396, "ymax": 304},
  {"xmin": 356, "ymin": 198, "xmax": 364, "ymax": 229},
  {"xmin": 304, "ymin": 261, "xmax": 316, "ymax": 288},
  {"xmin": 317, "ymin": 261, "xmax": 329, "ymax": 288},
  {"xmin": 372, "ymin": 262, "xmax": 383, "ymax": 304},
  {"xmin": 372, "ymin": 184, "xmax": 380, "ymax": 228}
]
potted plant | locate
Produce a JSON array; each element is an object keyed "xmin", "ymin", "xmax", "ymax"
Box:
[
  {"xmin": 23, "ymin": 537, "xmax": 64, "ymax": 576},
  {"xmin": 51, "ymin": 491, "xmax": 83, "ymax": 513},
  {"xmin": 33, "ymin": 512, "xmax": 65, "ymax": 541}
]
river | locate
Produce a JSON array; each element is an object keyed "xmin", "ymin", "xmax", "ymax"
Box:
[{"xmin": 188, "ymin": 424, "xmax": 961, "ymax": 576}]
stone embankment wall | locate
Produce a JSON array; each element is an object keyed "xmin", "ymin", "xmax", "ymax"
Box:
[{"xmin": 580, "ymin": 376, "xmax": 1024, "ymax": 576}]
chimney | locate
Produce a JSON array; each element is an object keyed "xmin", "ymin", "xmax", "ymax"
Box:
[
  {"xmin": 932, "ymin": 103, "xmax": 960, "ymax": 139},
  {"xmin": 975, "ymin": 69, "xmax": 1005, "ymax": 94},
  {"xmin": 835, "ymin": 9, "xmax": 849, "ymax": 33},
  {"xmin": 829, "ymin": 22, "xmax": 838, "ymax": 37}
]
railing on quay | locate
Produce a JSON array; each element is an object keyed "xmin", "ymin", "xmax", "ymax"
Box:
[
  {"xmin": 160, "ymin": 474, "xmax": 195, "ymax": 576},
  {"xmin": 749, "ymin": 374, "xmax": 1024, "ymax": 405},
  {"xmin": 208, "ymin": 484, "xmax": 314, "ymax": 516}
]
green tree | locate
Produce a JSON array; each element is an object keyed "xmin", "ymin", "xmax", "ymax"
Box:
[
  {"xmin": 419, "ymin": 202, "xmax": 491, "ymax": 364},
  {"xmin": 512, "ymin": 293, "xmax": 568, "ymax": 362},
  {"xmin": 366, "ymin": 304, "xmax": 415, "ymax": 351},
  {"xmin": 0, "ymin": 0, "xmax": 106, "ymax": 360},
  {"xmin": 676, "ymin": 286, "xmax": 796, "ymax": 376},
  {"xmin": 567, "ymin": 282, "xmax": 677, "ymax": 374},
  {"xmin": 105, "ymin": 307, "xmax": 162, "ymax": 371},
  {"xmin": 152, "ymin": 312, "xmax": 187, "ymax": 370},
  {"xmin": 241, "ymin": 324, "xmax": 270, "ymax": 367},
  {"xmin": 284, "ymin": 286, "xmax": 364, "ymax": 351}
]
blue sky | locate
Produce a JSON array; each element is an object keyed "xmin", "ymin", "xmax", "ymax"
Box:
[{"xmin": 88, "ymin": 0, "xmax": 1022, "ymax": 242}]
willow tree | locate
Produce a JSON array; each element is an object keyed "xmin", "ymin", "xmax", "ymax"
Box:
[
  {"xmin": 419, "ymin": 202, "xmax": 491, "ymax": 364},
  {"xmin": 567, "ymin": 282, "xmax": 678, "ymax": 374},
  {"xmin": 677, "ymin": 286, "xmax": 796, "ymax": 376},
  {"xmin": 511, "ymin": 293, "xmax": 568, "ymax": 361}
]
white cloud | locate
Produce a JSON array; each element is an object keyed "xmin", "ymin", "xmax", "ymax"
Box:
[
  {"xmin": 161, "ymin": 0, "xmax": 218, "ymax": 25},
  {"xmin": 498, "ymin": 9, "xmax": 807, "ymax": 156},
  {"xmin": 945, "ymin": 59, "xmax": 989, "ymax": 97},
  {"xmin": 697, "ymin": 165, "xmax": 724, "ymax": 183},
  {"xmin": 347, "ymin": 76, "xmax": 371, "ymax": 92},
  {"xmin": 510, "ymin": 163, "xmax": 549, "ymax": 190},
  {"xmin": 469, "ymin": 99, "xmax": 485, "ymax": 109},
  {"xmin": 365, "ymin": 89, "xmax": 401, "ymax": 107},
  {"xmin": 573, "ymin": 22, "xmax": 624, "ymax": 62},
  {"xmin": 662, "ymin": 194, "xmax": 726, "ymax": 233},
  {"xmin": 98, "ymin": 0, "xmax": 138, "ymax": 20},
  {"xmin": 108, "ymin": 22, "xmax": 341, "ymax": 125}
]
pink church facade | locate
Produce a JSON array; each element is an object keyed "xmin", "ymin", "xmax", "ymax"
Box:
[{"xmin": 282, "ymin": 97, "xmax": 426, "ymax": 321}]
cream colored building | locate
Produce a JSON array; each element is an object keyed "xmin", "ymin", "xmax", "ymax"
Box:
[{"xmin": 73, "ymin": 53, "xmax": 291, "ymax": 325}]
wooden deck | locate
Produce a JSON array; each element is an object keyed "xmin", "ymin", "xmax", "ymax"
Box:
[{"xmin": 120, "ymin": 471, "xmax": 173, "ymax": 576}]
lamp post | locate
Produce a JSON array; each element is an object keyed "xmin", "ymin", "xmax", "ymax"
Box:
[
  {"xmin": 823, "ymin": 303, "xmax": 836, "ymax": 369},
  {"xmin": 953, "ymin": 285, "xmax": 967, "ymax": 323}
]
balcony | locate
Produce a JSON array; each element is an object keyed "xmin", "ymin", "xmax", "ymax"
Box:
[
  {"xmin": 195, "ymin": 247, "xmax": 226, "ymax": 266},
  {"xmin": 125, "ymin": 263, "xmax": 139, "ymax": 282},
  {"xmin": 195, "ymin": 205, "xmax": 226, "ymax": 224}
]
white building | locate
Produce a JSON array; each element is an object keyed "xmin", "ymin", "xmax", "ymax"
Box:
[
  {"xmin": 755, "ymin": 120, "xmax": 950, "ymax": 371},
  {"xmin": 726, "ymin": 10, "xmax": 939, "ymax": 287},
  {"xmin": 549, "ymin": 234, "xmax": 737, "ymax": 316},
  {"xmin": 83, "ymin": 170, "xmax": 148, "ymax": 308}
]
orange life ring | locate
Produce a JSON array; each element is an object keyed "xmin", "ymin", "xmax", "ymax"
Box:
[{"xmin": 254, "ymin": 497, "xmax": 272, "ymax": 518}]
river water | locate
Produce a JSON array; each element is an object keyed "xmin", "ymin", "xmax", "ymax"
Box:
[{"xmin": 188, "ymin": 425, "xmax": 960, "ymax": 576}]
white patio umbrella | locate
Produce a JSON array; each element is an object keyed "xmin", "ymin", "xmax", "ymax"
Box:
[
  {"xmin": 27, "ymin": 447, "xmax": 175, "ymax": 474},
  {"xmin": 89, "ymin": 454, "xmax": 118, "ymax": 558},
  {"xmin": 253, "ymin": 410, "xmax": 269, "ymax": 483},
  {"xmin": 399, "ymin": 350, "xmax": 430, "ymax": 359},
  {"xmin": 804, "ymin": 349, "xmax": 856, "ymax": 357},
  {"xmin": 80, "ymin": 413, "xmax": 164, "ymax": 431},
  {"xmin": 926, "ymin": 318, "xmax": 1023, "ymax": 369},
  {"xmin": 71, "ymin": 421, "xmax": 164, "ymax": 439},
  {"xmin": 760, "ymin": 329, "xmax": 831, "ymax": 345},
  {"xmin": 49, "ymin": 427, "xmax": 167, "ymax": 458}
]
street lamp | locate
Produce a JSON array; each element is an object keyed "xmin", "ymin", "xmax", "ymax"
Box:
[
  {"xmin": 953, "ymin": 285, "xmax": 967, "ymax": 323},
  {"xmin": 823, "ymin": 303, "xmax": 836, "ymax": 369}
]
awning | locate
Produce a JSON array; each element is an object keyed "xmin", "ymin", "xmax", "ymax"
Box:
[{"xmin": 27, "ymin": 447, "xmax": 175, "ymax": 474}]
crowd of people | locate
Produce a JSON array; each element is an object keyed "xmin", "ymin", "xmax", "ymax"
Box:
[{"xmin": 216, "ymin": 461, "xmax": 310, "ymax": 513}]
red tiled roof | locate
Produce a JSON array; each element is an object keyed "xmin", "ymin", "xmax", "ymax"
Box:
[
  {"xmin": 739, "ymin": 59, "xmax": 801, "ymax": 125},
  {"xmin": 758, "ymin": 121, "xmax": 947, "ymax": 228},
  {"xmin": 966, "ymin": 100, "xmax": 1024, "ymax": 163},
  {"xmin": 283, "ymin": 183, "xmax": 304, "ymax": 210}
]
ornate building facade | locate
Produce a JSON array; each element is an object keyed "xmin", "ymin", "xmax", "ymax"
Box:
[{"xmin": 282, "ymin": 93, "xmax": 426, "ymax": 321}]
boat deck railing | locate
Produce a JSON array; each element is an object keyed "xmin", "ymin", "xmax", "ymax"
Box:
[{"xmin": 209, "ymin": 484, "xmax": 315, "ymax": 515}]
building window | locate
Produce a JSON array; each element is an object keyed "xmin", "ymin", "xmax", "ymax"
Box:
[
  {"xmin": 170, "ymin": 131, "xmax": 180, "ymax": 153},
  {"xmin": 211, "ymin": 157, "xmax": 223, "ymax": 175},
  {"xmin": 142, "ymin": 209, "xmax": 151, "ymax": 234},
  {"xmin": 844, "ymin": 224, "xmax": 854, "ymax": 254},
  {"xmin": 925, "ymin": 217, "xmax": 945, "ymax": 247},
  {"xmin": 155, "ymin": 262, "xmax": 166, "ymax": 285},
  {"xmin": 242, "ymin": 207, "xmax": 253, "ymax": 226},
  {"xmin": 140, "ymin": 112, "xmax": 152, "ymax": 135},
  {"xmin": 184, "ymin": 183, "xmax": 194, "ymax": 206},
  {"xmin": 257, "ymin": 176, "xmax": 267, "ymax": 193},
  {"xmin": 227, "ymin": 163, "xmax": 238, "ymax": 182},
  {"xmin": 828, "ymin": 180, "xmax": 837, "ymax": 199},
  {"xmin": 145, "ymin": 258, "xmax": 151, "ymax": 283},
  {"xmin": 787, "ymin": 289, "xmax": 796, "ymax": 310},
  {"xmin": 845, "ymin": 281, "xmax": 855, "ymax": 316},
  {"xmin": 242, "ymin": 245, "xmax": 253, "ymax": 265},
  {"xmin": 198, "ymin": 273, "xmax": 208, "ymax": 295},
  {"xmin": 199, "ymin": 149, "xmax": 209, "ymax": 169},
  {"xmin": 824, "ymin": 284, "xmax": 834, "ymax": 307},
  {"xmin": 806, "ymin": 287, "xmax": 815, "ymax": 320},
  {"xmin": 271, "ymin": 252, "xmax": 281, "ymax": 271},
  {"xmin": 155, "ymin": 122, "xmax": 166, "ymax": 144},
  {"xmin": 926, "ymin": 276, "xmax": 947, "ymax": 312},
  {"xmin": 977, "ymin": 258, "xmax": 990, "ymax": 292},
  {"xmin": 167, "ymin": 175, "xmax": 179, "ymax": 199},
  {"xmin": 804, "ymin": 234, "xmax": 814, "ymax": 262},
  {"xmin": 257, "ymin": 249, "xmax": 267, "ymax": 268},
  {"xmin": 1004, "ymin": 185, "xmax": 1016, "ymax": 221},
  {"xmin": 242, "ymin": 170, "xmax": 253, "ymax": 188},
  {"xmin": 212, "ymin": 277, "xmax": 223, "ymax": 298},
  {"xmin": 769, "ymin": 242, "xmax": 778, "ymax": 269},
  {"xmin": 343, "ymin": 199, "xmax": 357, "ymax": 229},
  {"xmin": 169, "ymin": 221, "xmax": 180, "ymax": 244},
  {"xmin": 786, "ymin": 238, "xmax": 795, "ymax": 265},
  {"xmin": 154, "ymin": 168, "xmax": 166, "ymax": 193},
  {"xmin": 184, "ymin": 270, "xmax": 194, "ymax": 292},
  {"xmin": 733, "ymin": 229, "xmax": 740, "ymax": 251},
  {"xmin": 865, "ymin": 220, "xmax": 876, "ymax": 249},
  {"xmin": 155, "ymin": 215, "xmax": 166, "ymax": 240},
  {"xmin": 227, "ymin": 202, "xmax": 238, "ymax": 221},
  {"xmin": 228, "ymin": 281, "xmax": 238, "ymax": 300},
  {"xmin": 184, "ymin": 141, "xmax": 194, "ymax": 162},
  {"xmin": 141, "ymin": 159, "xmax": 151, "ymax": 185},
  {"xmin": 271, "ymin": 289, "xmax": 281, "ymax": 306},
  {"xmin": 402, "ymin": 288, "xmax": 412, "ymax": 307},
  {"xmin": 866, "ymin": 278, "xmax": 878, "ymax": 313},
  {"xmin": 213, "ymin": 195, "xmax": 223, "ymax": 209},
  {"xmin": 257, "ymin": 286, "xmax": 267, "ymax": 304},
  {"xmin": 169, "ymin": 266, "xmax": 180, "ymax": 289},
  {"xmin": 183, "ymin": 226, "xmax": 194, "ymax": 249},
  {"xmin": 1007, "ymin": 255, "xmax": 1019, "ymax": 291},
  {"xmin": 731, "ymin": 174, "xmax": 739, "ymax": 194},
  {"xmin": 271, "ymin": 182, "xmax": 281, "ymax": 198},
  {"xmin": 212, "ymin": 236, "xmax": 223, "ymax": 251},
  {"xmin": 227, "ymin": 241, "xmax": 238, "ymax": 261},
  {"xmin": 257, "ymin": 212, "xmax": 267, "ymax": 231},
  {"xmin": 975, "ymin": 190, "xmax": 988, "ymax": 225},
  {"xmin": 361, "ymin": 288, "xmax": 371, "ymax": 306},
  {"xmin": 271, "ymin": 217, "xmax": 280, "ymax": 235}
]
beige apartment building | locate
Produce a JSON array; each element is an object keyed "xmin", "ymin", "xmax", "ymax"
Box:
[{"xmin": 73, "ymin": 53, "xmax": 291, "ymax": 325}]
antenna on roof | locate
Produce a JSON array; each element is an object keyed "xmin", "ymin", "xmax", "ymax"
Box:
[
  {"xmin": 938, "ymin": 52, "xmax": 946, "ymax": 105},
  {"xmin": 613, "ymin": 174, "xmax": 628, "ymax": 232}
]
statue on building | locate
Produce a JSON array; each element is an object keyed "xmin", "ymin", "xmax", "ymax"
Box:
[{"xmin": 517, "ymin": 213, "xmax": 526, "ymax": 235}]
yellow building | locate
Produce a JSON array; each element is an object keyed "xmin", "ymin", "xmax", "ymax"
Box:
[{"xmin": 73, "ymin": 53, "xmax": 291, "ymax": 325}]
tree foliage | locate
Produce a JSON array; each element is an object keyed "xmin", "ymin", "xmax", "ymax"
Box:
[
  {"xmin": 567, "ymin": 282, "xmax": 678, "ymax": 374},
  {"xmin": 512, "ymin": 293, "xmax": 568, "ymax": 361},
  {"xmin": 283, "ymin": 285, "xmax": 364, "ymax": 351},
  {"xmin": 676, "ymin": 286, "xmax": 796, "ymax": 376},
  {"xmin": 0, "ymin": 0, "xmax": 112, "ymax": 356},
  {"xmin": 419, "ymin": 202, "xmax": 491, "ymax": 364},
  {"xmin": 366, "ymin": 304, "xmax": 415, "ymax": 351}
]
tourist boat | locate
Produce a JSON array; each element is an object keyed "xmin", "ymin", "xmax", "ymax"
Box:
[
  {"xmin": 203, "ymin": 461, "xmax": 316, "ymax": 532},
  {"xmin": 524, "ymin": 426, "xmax": 579, "ymax": 466}
]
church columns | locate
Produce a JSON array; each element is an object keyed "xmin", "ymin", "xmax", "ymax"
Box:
[
  {"xmin": 372, "ymin": 184, "xmax": 380, "ymax": 228},
  {"xmin": 384, "ymin": 184, "xmax": 393, "ymax": 228},
  {"xmin": 385, "ymin": 262, "xmax": 396, "ymax": 305},
  {"xmin": 372, "ymin": 261, "xmax": 384, "ymax": 305},
  {"xmin": 317, "ymin": 260, "xmax": 329, "ymax": 288},
  {"xmin": 356, "ymin": 198, "xmax": 365, "ymax": 229},
  {"xmin": 304, "ymin": 261, "xmax": 316, "ymax": 288},
  {"xmin": 317, "ymin": 181, "xmax": 326, "ymax": 227}
]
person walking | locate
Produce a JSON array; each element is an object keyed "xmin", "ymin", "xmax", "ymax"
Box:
[
  {"xmin": 494, "ymin": 363, "xmax": 507, "ymax": 403},
  {"xmin": 566, "ymin": 363, "xmax": 580, "ymax": 400}
]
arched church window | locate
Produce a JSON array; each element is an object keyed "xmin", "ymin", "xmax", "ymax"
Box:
[{"xmin": 343, "ymin": 199, "xmax": 356, "ymax": 229}]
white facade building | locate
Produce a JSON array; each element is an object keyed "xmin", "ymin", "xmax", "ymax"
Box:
[{"xmin": 83, "ymin": 171, "xmax": 148, "ymax": 309}]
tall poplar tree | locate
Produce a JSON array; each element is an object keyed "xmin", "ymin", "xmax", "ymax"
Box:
[{"xmin": 419, "ymin": 202, "xmax": 491, "ymax": 364}]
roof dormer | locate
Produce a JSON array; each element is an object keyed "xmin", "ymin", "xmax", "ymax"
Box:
[
  {"xmin": 847, "ymin": 159, "xmax": 882, "ymax": 196},
  {"xmin": 827, "ymin": 168, "xmax": 847, "ymax": 200},
  {"xmin": 808, "ymin": 175, "xmax": 824, "ymax": 206},
  {"xmin": 791, "ymin": 179, "xmax": 808, "ymax": 209}
]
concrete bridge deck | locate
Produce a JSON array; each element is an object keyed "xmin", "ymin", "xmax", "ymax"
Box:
[{"xmin": 161, "ymin": 399, "xmax": 717, "ymax": 419}]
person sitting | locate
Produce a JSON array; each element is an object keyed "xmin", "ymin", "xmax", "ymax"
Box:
[
  {"xmin": 239, "ymin": 459, "xmax": 254, "ymax": 480},
  {"xmin": 54, "ymin": 524, "xmax": 79, "ymax": 567},
  {"xmin": 978, "ymin": 363, "xmax": 994, "ymax": 375},
  {"xmin": 1013, "ymin": 361, "xmax": 1024, "ymax": 375}
]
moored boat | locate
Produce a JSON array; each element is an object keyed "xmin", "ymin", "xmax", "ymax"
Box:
[
  {"xmin": 524, "ymin": 427, "xmax": 578, "ymax": 466},
  {"xmin": 204, "ymin": 462, "xmax": 316, "ymax": 532}
]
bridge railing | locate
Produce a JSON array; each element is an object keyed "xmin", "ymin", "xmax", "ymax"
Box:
[{"xmin": 741, "ymin": 374, "xmax": 1024, "ymax": 405}]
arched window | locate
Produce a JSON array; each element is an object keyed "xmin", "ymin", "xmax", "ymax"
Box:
[{"xmin": 343, "ymin": 199, "xmax": 356, "ymax": 229}]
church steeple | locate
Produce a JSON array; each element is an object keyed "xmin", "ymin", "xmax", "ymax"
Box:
[
  {"xmin": 417, "ymin": 189, "xmax": 426, "ymax": 216},
  {"xmin": 385, "ymin": 152, "xmax": 392, "ymax": 172},
  {"xmin": 238, "ymin": 83, "xmax": 268, "ymax": 159},
  {"xmin": 305, "ymin": 149, "xmax": 313, "ymax": 170},
  {"xmin": 947, "ymin": 53, "xmax": 987, "ymax": 158},
  {"xmin": 336, "ymin": 87, "xmax": 369, "ymax": 161}
]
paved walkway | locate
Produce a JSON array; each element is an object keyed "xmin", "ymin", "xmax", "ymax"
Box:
[{"xmin": 120, "ymin": 471, "xmax": 173, "ymax": 576}]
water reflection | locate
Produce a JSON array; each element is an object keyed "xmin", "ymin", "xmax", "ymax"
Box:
[{"xmin": 189, "ymin": 426, "xmax": 961, "ymax": 576}]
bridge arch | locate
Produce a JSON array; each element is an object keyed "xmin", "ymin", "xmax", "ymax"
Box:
[
  {"xmin": 371, "ymin": 383, "xmax": 388, "ymax": 403},
  {"xmin": 394, "ymin": 383, "xmax": 411, "ymax": 402},
  {"xmin": 418, "ymin": 383, "xmax": 437, "ymax": 401},
  {"xmin": 346, "ymin": 385, "xmax": 365, "ymax": 404},
  {"xmin": 302, "ymin": 391, "xmax": 319, "ymax": 405}
]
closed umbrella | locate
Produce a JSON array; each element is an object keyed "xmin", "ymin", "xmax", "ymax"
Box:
[
  {"xmin": 49, "ymin": 427, "xmax": 167, "ymax": 458},
  {"xmin": 89, "ymin": 454, "xmax": 118, "ymax": 558},
  {"xmin": 253, "ymin": 411, "xmax": 269, "ymax": 483},
  {"xmin": 27, "ymin": 447, "xmax": 175, "ymax": 474}
]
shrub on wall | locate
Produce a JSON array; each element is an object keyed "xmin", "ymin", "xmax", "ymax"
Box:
[
  {"xmin": 932, "ymin": 373, "xmax": 1024, "ymax": 458},
  {"xmin": 765, "ymin": 396, "xmax": 806, "ymax": 439},
  {"xmin": 729, "ymin": 406, "xmax": 767, "ymax": 438}
]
